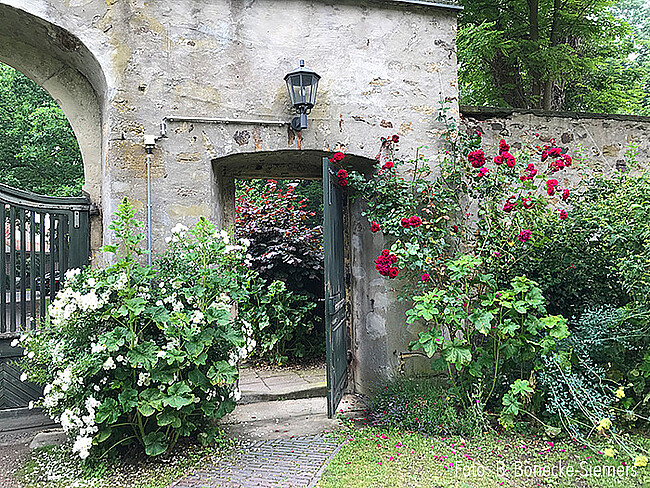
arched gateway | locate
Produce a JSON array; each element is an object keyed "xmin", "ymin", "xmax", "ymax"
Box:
[{"xmin": 0, "ymin": 0, "xmax": 461, "ymax": 414}]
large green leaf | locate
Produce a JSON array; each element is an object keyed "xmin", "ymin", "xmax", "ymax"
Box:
[
  {"xmin": 469, "ymin": 310, "xmax": 494, "ymax": 335},
  {"xmin": 144, "ymin": 431, "xmax": 168, "ymax": 456}
]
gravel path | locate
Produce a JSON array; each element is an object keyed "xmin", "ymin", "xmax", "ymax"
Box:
[{"xmin": 0, "ymin": 430, "xmax": 34, "ymax": 488}]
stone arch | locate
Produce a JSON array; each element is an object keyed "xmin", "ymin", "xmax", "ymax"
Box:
[{"xmin": 0, "ymin": 3, "xmax": 107, "ymax": 256}]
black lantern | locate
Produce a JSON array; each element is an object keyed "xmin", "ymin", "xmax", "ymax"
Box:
[{"xmin": 284, "ymin": 60, "xmax": 321, "ymax": 131}]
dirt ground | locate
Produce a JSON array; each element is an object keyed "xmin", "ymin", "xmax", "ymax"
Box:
[{"xmin": 0, "ymin": 430, "xmax": 35, "ymax": 488}]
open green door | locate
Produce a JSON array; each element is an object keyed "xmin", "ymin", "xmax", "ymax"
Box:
[{"xmin": 323, "ymin": 157, "xmax": 348, "ymax": 418}]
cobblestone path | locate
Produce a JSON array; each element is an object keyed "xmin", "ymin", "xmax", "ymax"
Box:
[{"xmin": 170, "ymin": 435, "xmax": 342, "ymax": 488}]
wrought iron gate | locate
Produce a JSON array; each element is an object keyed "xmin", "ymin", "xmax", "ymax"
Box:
[
  {"xmin": 323, "ymin": 158, "xmax": 348, "ymax": 418},
  {"xmin": 0, "ymin": 183, "xmax": 91, "ymax": 410}
]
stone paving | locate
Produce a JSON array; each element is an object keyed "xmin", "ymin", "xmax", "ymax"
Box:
[{"xmin": 170, "ymin": 435, "xmax": 343, "ymax": 488}]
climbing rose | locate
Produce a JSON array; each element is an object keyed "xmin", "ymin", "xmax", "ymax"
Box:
[
  {"xmin": 468, "ymin": 150, "xmax": 486, "ymax": 168},
  {"xmin": 546, "ymin": 179, "xmax": 559, "ymax": 188},
  {"xmin": 518, "ymin": 229, "xmax": 532, "ymax": 242},
  {"xmin": 422, "ymin": 273, "xmax": 431, "ymax": 282},
  {"xmin": 452, "ymin": 225, "xmax": 459, "ymax": 233},
  {"xmin": 337, "ymin": 169, "xmax": 347, "ymax": 179},
  {"xmin": 401, "ymin": 218, "xmax": 411, "ymax": 228},
  {"xmin": 388, "ymin": 267, "xmax": 399, "ymax": 279},
  {"xmin": 562, "ymin": 188, "xmax": 569, "ymax": 201},
  {"xmin": 370, "ymin": 221, "xmax": 381, "ymax": 233},
  {"xmin": 562, "ymin": 154, "xmax": 572, "ymax": 167},
  {"xmin": 477, "ymin": 167, "xmax": 489, "ymax": 178},
  {"xmin": 503, "ymin": 201, "xmax": 515, "ymax": 212},
  {"xmin": 382, "ymin": 161, "xmax": 394, "ymax": 170},
  {"xmin": 499, "ymin": 139, "xmax": 510, "ymax": 154},
  {"xmin": 338, "ymin": 178, "xmax": 348, "ymax": 187},
  {"xmin": 409, "ymin": 216, "xmax": 422, "ymax": 227},
  {"xmin": 331, "ymin": 152, "xmax": 345, "ymax": 163},
  {"xmin": 391, "ymin": 134, "xmax": 400, "ymax": 143},
  {"xmin": 547, "ymin": 186, "xmax": 556, "ymax": 196},
  {"xmin": 559, "ymin": 209, "xmax": 568, "ymax": 220},
  {"xmin": 521, "ymin": 197, "xmax": 533, "ymax": 209},
  {"xmin": 380, "ymin": 249, "xmax": 390, "ymax": 258},
  {"xmin": 494, "ymin": 152, "xmax": 516, "ymax": 168}
]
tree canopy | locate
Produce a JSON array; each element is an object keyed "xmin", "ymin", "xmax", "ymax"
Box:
[
  {"xmin": 0, "ymin": 63, "xmax": 83, "ymax": 196},
  {"xmin": 458, "ymin": 0, "xmax": 650, "ymax": 114}
]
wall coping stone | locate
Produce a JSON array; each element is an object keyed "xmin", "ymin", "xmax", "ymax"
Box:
[
  {"xmin": 372, "ymin": 0, "xmax": 463, "ymax": 12},
  {"xmin": 461, "ymin": 105, "xmax": 650, "ymax": 124}
]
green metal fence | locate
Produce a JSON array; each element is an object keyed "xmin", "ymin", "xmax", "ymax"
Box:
[{"xmin": 0, "ymin": 183, "xmax": 90, "ymax": 410}]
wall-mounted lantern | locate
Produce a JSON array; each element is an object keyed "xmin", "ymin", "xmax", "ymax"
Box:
[{"xmin": 285, "ymin": 60, "xmax": 320, "ymax": 131}]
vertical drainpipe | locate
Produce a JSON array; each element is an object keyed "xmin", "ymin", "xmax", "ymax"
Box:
[{"xmin": 143, "ymin": 135, "xmax": 157, "ymax": 266}]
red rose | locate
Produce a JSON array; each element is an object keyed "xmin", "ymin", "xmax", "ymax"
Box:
[
  {"xmin": 452, "ymin": 225, "xmax": 459, "ymax": 233},
  {"xmin": 499, "ymin": 139, "xmax": 510, "ymax": 155},
  {"xmin": 503, "ymin": 201, "xmax": 515, "ymax": 212},
  {"xmin": 401, "ymin": 218, "xmax": 411, "ymax": 228},
  {"xmin": 389, "ymin": 253, "xmax": 397, "ymax": 264},
  {"xmin": 370, "ymin": 221, "xmax": 381, "ymax": 233},
  {"xmin": 337, "ymin": 169, "xmax": 347, "ymax": 178},
  {"xmin": 468, "ymin": 150, "xmax": 486, "ymax": 168},
  {"xmin": 338, "ymin": 178, "xmax": 348, "ymax": 187},
  {"xmin": 559, "ymin": 209, "xmax": 568, "ymax": 220},
  {"xmin": 546, "ymin": 179, "xmax": 559, "ymax": 188},
  {"xmin": 331, "ymin": 152, "xmax": 345, "ymax": 163},
  {"xmin": 422, "ymin": 273, "xmax": 431, "ymax": 282},
  {"xmin": 547, "ymin": 186, "xmax": 556, "ymax": 196},
  {"xmin": 392, "ymin": 135, "xmax": 400, "ymax": 143},
  {"xmin": 409, "ymin": 216, "xmax": 422, "ymax": 227},
  {"xmin": 388, "ymin": 267, "xmax": 399, "ymax": 279},
  {"xmin": 562, "ymin": 154, "xmax": 572, "ymax": 167},
  {"xmin": 382, "ymin": 161, "xmax": 394, "ymax": 170},
  {"xmin": 562, "ymin": 189, "xmax": 569, "ymax": 201}
]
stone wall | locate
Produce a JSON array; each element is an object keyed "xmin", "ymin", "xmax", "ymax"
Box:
[
  {"xmin": 461, "ymin": 107, "xmax": 650, "ymax": 172},
  {"xmin": 0, "ymin": 0, "xmax": 462, "ymax": 394}
]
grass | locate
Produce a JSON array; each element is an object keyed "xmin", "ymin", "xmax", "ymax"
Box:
[
  {"xmin": 317, "ymin": 428, "xmax": 650, "ymax": 488},
  {"xmin": 17, "ymin": 437, "xmax": 235, "ymax": 488}
]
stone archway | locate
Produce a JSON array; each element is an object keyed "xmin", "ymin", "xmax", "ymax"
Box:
[{"xmin": 0, "ymin": 4, "xmax": 106, "ymax": 260}]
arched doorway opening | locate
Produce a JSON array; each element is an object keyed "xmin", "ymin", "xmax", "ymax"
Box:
[
  {"xmin": 0, "ymin": 4, "xmax": 106, "ymax": 414},
  {"xmin": 213, "ymin": 149, "xmax": 377, "ymax": 415}
]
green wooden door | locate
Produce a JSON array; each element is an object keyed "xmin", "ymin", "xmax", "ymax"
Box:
[{"xmin": 323, "ymin": 157, "xmax": 348, "ymax": 418}]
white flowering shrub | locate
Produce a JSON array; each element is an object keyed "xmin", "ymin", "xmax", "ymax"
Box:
[{"xmin": 18, "ymin": 200, "xmax": 256, "ymax": 459}]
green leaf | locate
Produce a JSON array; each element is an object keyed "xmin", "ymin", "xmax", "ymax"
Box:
[
  {"xmin": 443, "ymin": 340, "xmax": 472, "ymax": 369},
  {"xmin": 207, "ymin": 361, "xmax": 238, "ymax": 386},
  {"xmin": 118, "ymin": 388, "xmax": 139, "ymax": 411},
  {"xmin": 162, "ymin": 382, "xmax": 193, "ymax": 410},
  {"xmin": 127, "ymin": 341, "xmax": 159, "ymax": 370},
  {"xmin": 499, "ymin": 319, "xmax": 519, "ymax": 336},
  {"xmin": 95, "ymin": 428, "xmax": 112, "ymax": 444},
  {"xmin": 469, "ymin": 310, "xmax": 494, "ymax": 335},
  {"xmin": 100, "ymin": 327, "xmax": 132, "ymax": 352},
  {"xmin": 95, "ymin": 398, "xmax": 120, "ymax": 424},
  {"xmin": 143, "ymin": 431, "xmax": 168, "ymax": 456},
  {"xmin": 137, "ymin": 402, "xmax": 156, "ymax": 417},
  {"xmin": 157, "ymin": 410, "xmax": 182, "ymax": 428},
  {"xmin": 511, "ymin": 379, "xmax": 534, "ymax": 397}
]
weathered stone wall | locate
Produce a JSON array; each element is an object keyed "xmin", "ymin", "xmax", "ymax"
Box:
[
  {"xmin": 0, "ymin": 0, "xmax": 461, "ymax": 394},
  {"xmin": 461, "ymin": 107, "xmax": 650, "ymax": 172}
]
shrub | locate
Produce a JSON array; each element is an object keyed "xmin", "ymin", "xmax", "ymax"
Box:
[
  {"xmin": 369, "ymin": 377, "xmax": 485, "ymax": 437},
  {"xmin": 17, "ymin": 200, "xmax": 256, "ymax": 459},
  {"xmin": 241, "ymin": 279, "xmax": 318, "ymax": 364},
  {"xmin": 236, "ymin": 179, "xmax": 324, "ymax": 361},
  {"xmin": 344, "ymin": 118, "xmax": 572, "ymax": 427}
]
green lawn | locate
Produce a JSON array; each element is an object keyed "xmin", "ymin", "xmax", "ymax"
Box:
[{"xmin": 318, "ymin": 429, "xmax": 650, "ymax": 488}]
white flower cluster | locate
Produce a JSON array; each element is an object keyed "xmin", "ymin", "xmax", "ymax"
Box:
[
  {"xmin": 49, "ymin": 286, "xmax": 103, "ymax": 326},
  {"xmin": 43, "ymin": 367, "xmax": 74, "ymax": 409},
  {"xmin": 60, "ymin": 396, "xmax": 100, "ymax": 460},
  {"xmin": 165, "ymin": 223, "xmax": 189, "ymax": 244}
]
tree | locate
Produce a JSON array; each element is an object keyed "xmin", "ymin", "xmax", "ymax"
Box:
[
  {"xmin": 458, "ymin": 0, "xmax": 645, "ymax": 113},
  {"xmin": 0, "ymin": 63, "xmax": 83, "ymax": 195}
]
